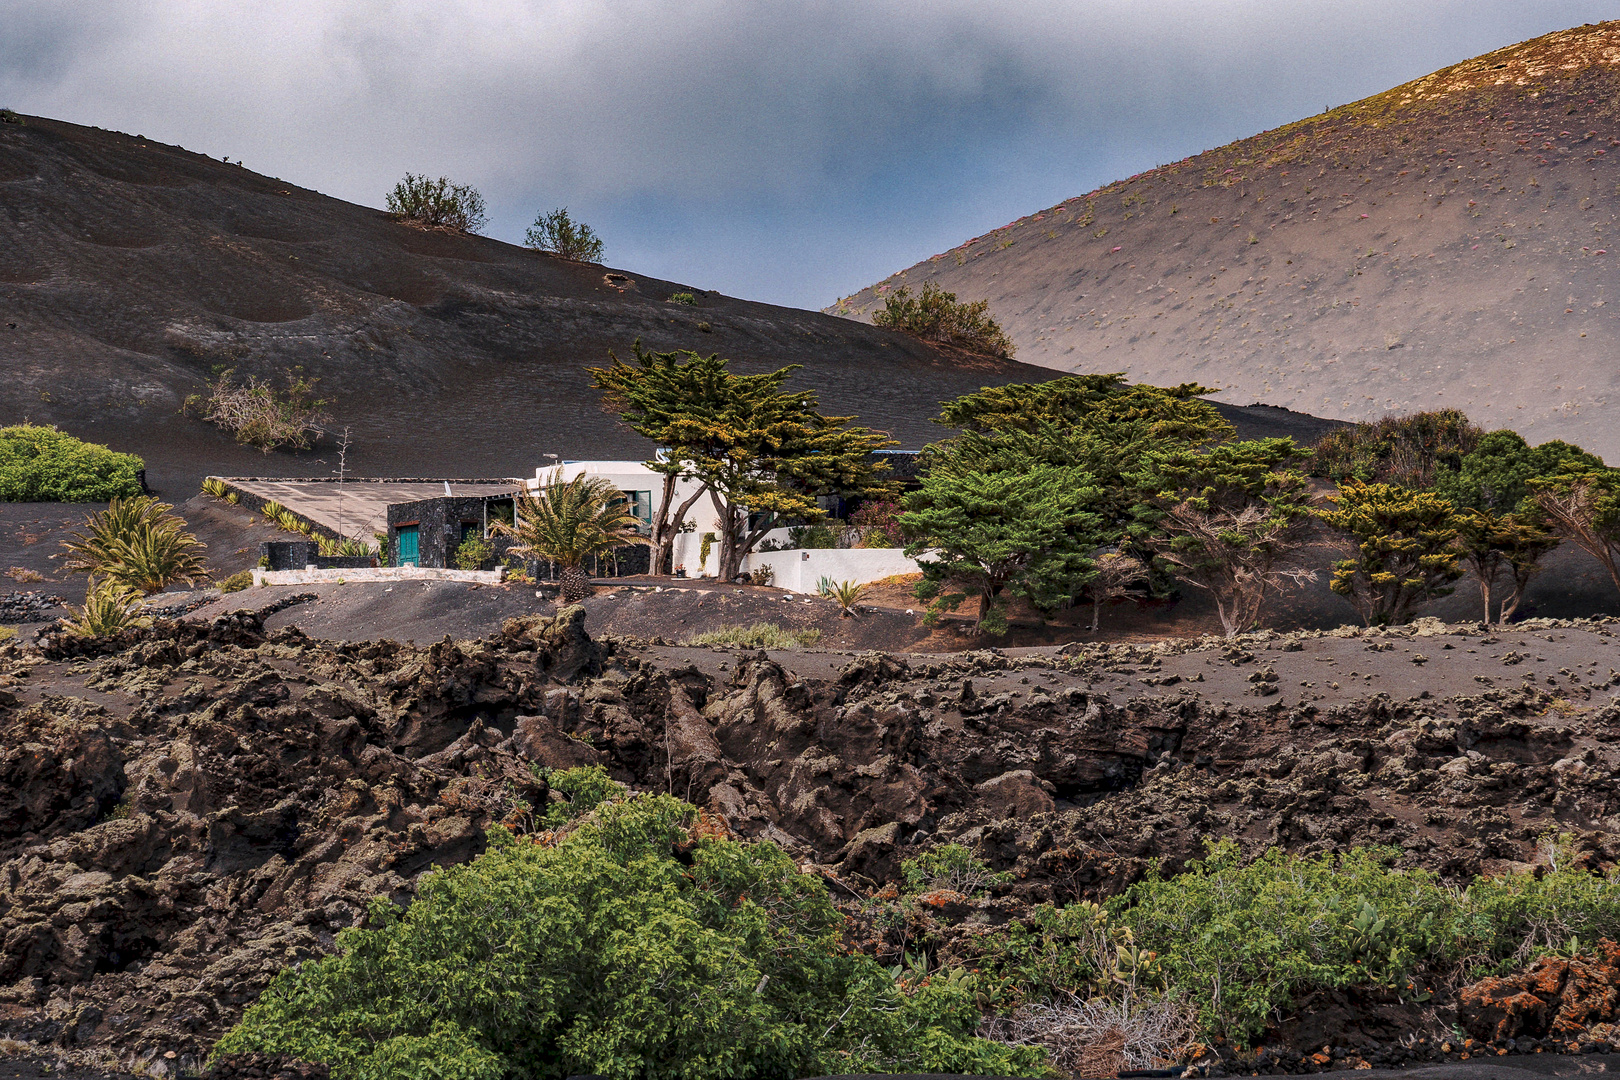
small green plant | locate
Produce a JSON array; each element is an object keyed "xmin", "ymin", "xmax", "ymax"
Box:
[
  {"xmin": 201, "ymin": 477, "xmax": 231, "ymax": 499},
  {"xmin": 386, "ymin": 173, "xmax": 487, "ymax": 232},
  {"xmin": 817, "ymin": 577, "xmax": 865, "ymax": 616},
  {"xmin": 0, "ymin": 107, "xmax": 22, "ymax": 125},
  {"xmin": 524, "ymin": 207, "xmax": 604, "ymax": 262},
  {"xmin": 454, "ymin": 533, "xmax": 492, "ymax": 571},
  {"xmin": 668, "ymin": 292, "xmax": 698, "ymax": 306},
  {"xmin": 66, "ymin": 578, "xmax": 153, "ymax": 637},
  {"xmin": 319, "ymin": 535, "xmax": 378, "ymax": 558},
  {"xmin": 259, "ymin": 500, "xmax": 285, "ymax": 522},
  {"xmin": 686, "ymin": 622, "xmax": 823, "ymax": 648},
  {"xmin": 698, "ymin": 531, "xmax": 717, "ymax": 570},
  {"xmin": 902, "ymin": 844, "xmax": 1011, "ymax": 898},
  {"xmin": 539, "ymin": 765, "xmax": 625, "ymax": 828},
  {"xmin": 0, "ymin": 424, "xmax": 144, "ymax": 502},
  {"xmin": 217, "ymin": 569, "xmax": 254, "ymax": 593},
  {"xmin": 747, "ymin": 564, "xmax": 774, "ymax": 587}
]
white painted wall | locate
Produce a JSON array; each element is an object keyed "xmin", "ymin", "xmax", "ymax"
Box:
[{"xmin": 741, "ymin": 548, "xmax": 922, "ymax": 593}]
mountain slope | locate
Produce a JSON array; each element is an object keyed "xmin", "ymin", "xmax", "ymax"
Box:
[
  {"xmin": 0, "ymin": 115, "xmax": 1058, "ymax": 494},
  {"xmin": 831, "ymin": 23, "xmax": 1620, "ymax": 460}
]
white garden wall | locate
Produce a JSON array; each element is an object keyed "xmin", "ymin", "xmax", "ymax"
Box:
[{"xmin": 740, "ymin": 548, "xmax": 921, "ymax": 593}]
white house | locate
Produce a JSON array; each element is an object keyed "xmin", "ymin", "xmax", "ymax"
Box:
[{"xmin": 527, "ymin": 459, "xmax": 922, "ymax": 588}]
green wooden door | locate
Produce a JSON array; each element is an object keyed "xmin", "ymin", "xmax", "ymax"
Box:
[{"xmin": 396, "ymin": 525, "xmax": 419, "ymax": 566}]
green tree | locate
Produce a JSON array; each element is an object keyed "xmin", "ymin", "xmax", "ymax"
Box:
[
  {"xmin": 872, "ymin": 282, "xmax": 1015, "ymax": 359},
  {"xmin": 494, "ymin": 468, "xmax": 647, "ymax": 601},
  {"xmin": 385, "ymin": 173, "xmax": 487, "ymax": 233},
  {"xmin": 1435, "ymin": 431, "xmax": 1596, "ymax": 623},
  {"xmin": 525, "ymin": 207, "xmax": 604, "ymax": 262},
  {"xmin": 0, "ymin": 424, "xmax": 144, "ymax": 502},
  {"xmin": 213, "ymin": 793, "xmax": 1043, "ymax": 1080},
  {"xmin": 589, "ymin": 345, "xmax": 727, "ymax": 574},
  {"xmin": 1134, "ymin": 439, "xmax": 1315, "ymax": 638},
  {"xmin": 591, "ymin": 346, "xmax": 894, "ymax": 582},
  {"xmin": 901, "ymin": 435, "xmax": 1105, "ymax": 635},
  {"xmin": 1532, "ymin": 465, "xmax": 1620, "ymax": 597},
  {"xmin": 937, "ymin": 373, "xmax": 1229, "ymax": 445},
  {"xmin": 60, "ymin": 496, "xmax": 209, "ymax": 595},
  {"xmin": 1319, "ymin": 482, "xmax": 1462, "ymax": 625}
]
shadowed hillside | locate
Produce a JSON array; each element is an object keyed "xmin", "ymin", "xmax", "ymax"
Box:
[
  {"xmin": 0, "ymin": 115, "xmax": 1073, "ymax": 494},
  {"xmin": 832, "ymin": 22, "xmax": 1620, "ymax": 460}
]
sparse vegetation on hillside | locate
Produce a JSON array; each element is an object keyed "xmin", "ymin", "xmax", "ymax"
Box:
[
  {"xmin": 385, "ymin": 173, "xmax": 487, "ymax": 233},
  {"xmin": 0, "ymin": 423, "xmax": 144, "ymax": 502},
  {"xmin": 873, "ymin": 282, "xmax": 1015, "ymax": 360},
  {"xmin": 524, "ymin": 207, "xmax": 604, "ymax": 262},
  {"xmin": 183, "ymin": 367, "xmax": 330, "ymax": 453},
  {"xmin": 0, "ymin": 107, "xmax": 22, "ymax": 125}
]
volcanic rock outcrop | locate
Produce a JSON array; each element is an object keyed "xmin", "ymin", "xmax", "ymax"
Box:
[{"xmin": 5, "ymin": 609, "xmax": 1620, "ymax": 1063}]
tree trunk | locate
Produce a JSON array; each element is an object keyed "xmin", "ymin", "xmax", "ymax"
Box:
[
  {"xmin": 559, "ymin": 563, "xmax": 591, "ymax": 603},
  {"xmin": 1090, "ymin": 595, "xmax": 1101, "ymax": 633}
]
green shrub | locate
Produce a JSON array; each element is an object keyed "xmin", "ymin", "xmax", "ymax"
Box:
[
  {"xmin": 787, "ymin": 523, "xmax": 838, "ymax": 549},
  {"xmin": 902, "ymin": 844, "xmax": 1011, "ymax": 898},
  {"xmin": 668, "ymin": 292, "xmax": 697, "ymax": 306},
  {"xmin": 686, "ymin": 622, "xmax": 822, "ymax": 648},
  {"xmin": 201, "ymin": 477, "xmax": 231, "ymax": 499},
  {"xmin": 0, "ymin": 424, "xmax": 144, "ymax": 502},
  {"xmin": 213, "ymin": 793, "xmax": 1042, "ymax": 1080},
  {"xmin": 524, "ymin": 207, "xmax": 604, "ymax": 262},
  {"xmin": 1310, "ymin": 409, "xmax": 1483, "ymax": 488},
  {"xmin": 540, "ymin": 765, "xmax": 625, "ymax": 828},
  {"xmin": 1108, "ymin": 839, "xmax": 1620, "ymax": 1043},
  {"xmin": 872, "ymin": 282, "xmax": 1015, "ymax": 360},
  {"xmin": 386, "ymin": 173, "xmax": 487, "ymax": 233},
  {"xmin": 454, "ymin": 533, "xmax": 492, "ymax": 571},
  {"xmin": 218, "ymin": 569, "xmax": 254, "ymax": 593}
]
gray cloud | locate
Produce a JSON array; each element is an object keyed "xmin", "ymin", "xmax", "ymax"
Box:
[{"xmin": 2, "ymin": 0, "xmax": 1614, "ymax": 305}]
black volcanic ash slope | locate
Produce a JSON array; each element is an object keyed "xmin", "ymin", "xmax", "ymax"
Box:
[
  {"xmin": 833, "ymin": 23, "xmax": 1620, "ymax": 460},
  {"xmin": 0, "ymin": 116, "xmax": 1061, "ymax": 494}
]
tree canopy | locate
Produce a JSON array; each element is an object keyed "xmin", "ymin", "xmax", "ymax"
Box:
[
  {"xmin": 589, "ymin": 345, "xmax": 894, "ymax": 581},
  {"xmin": 1320, "ymin": 482, "xmax": 1463, "ymax": 626}
]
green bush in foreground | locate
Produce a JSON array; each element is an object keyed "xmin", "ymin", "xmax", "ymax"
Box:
[
  {"xmin": 1107, "ymin": 839, "xmax": 1620, "ymax": 1043},
  {"xmin": 0, "ymin": 424, "xmax": 144, "ymax": 502},
  {"xmin": 215, "ymin": 792, "xmax": 1042, "ymax": 1080}
]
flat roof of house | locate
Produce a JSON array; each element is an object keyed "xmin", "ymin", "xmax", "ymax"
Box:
[{"xmin": 220, "ymin": 478, "xmax": 520, "ymax": 539}]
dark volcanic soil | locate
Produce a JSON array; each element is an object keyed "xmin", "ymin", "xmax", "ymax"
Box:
[
  {"xmin": 7, "ymin": 606, "xmax": 1620, "ymax": 1067},
  {"xmin": 833, "ymin": 22, "xmax": 1620, "ymax": 461},
  {"xmin": 0, "ymin": 111, "xmax": 1345, "ymax": 499}
]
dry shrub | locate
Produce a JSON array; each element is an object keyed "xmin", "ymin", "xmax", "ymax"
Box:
[
  {"xmin": 980, "ymin": 993, "xmax": 1193, "ymax": 1078},
  {"xmin": 182, "ymin": 368, "xmax": 330, "ymax": 453},
  {"xmin": 4, "ymin": 566, "xmax": 43, "ymax": 583}
]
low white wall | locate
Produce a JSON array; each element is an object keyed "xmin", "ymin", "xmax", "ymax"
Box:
[
  {"xmin": 251, "ymin": 566, "xmax": 506, "ymax": 587},
  {"xmin": 741, "ymin": 548, "xmax": 921, "ymax": 593}
]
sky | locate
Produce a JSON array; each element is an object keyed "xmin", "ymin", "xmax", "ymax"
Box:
[{"xmin": 2, "ymin": 1, "xmax": 1615, "ymax": 309}]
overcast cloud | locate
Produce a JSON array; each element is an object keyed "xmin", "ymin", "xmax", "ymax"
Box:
[{"xmin": 1, "ymin": 1, "xmax": 1613, "ymax": 307}]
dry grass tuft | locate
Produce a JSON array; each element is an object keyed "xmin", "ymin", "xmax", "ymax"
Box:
[{"xmin": 980, "ymin": 994, "xmax": 1193, "ymax": 1078}]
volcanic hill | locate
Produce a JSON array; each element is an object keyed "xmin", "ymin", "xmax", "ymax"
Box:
[
  {"xmin": 832, "ymin": 23, "xmax": 1620, "ymax": 460},
  {"xmin": 0, "ymin": 115, "xmax": 1082, "ymax": 495}
]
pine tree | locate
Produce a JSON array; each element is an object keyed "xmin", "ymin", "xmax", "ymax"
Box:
[{"xmin": 1319, "ymin": 482, "xmax": 1462, "ymax": 626}]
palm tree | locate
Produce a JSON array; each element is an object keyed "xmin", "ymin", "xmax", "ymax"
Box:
[
  {"xmin": 495, "ymin": 469, "xmax": 647, "ymax": 602},
  {"xmin": 61, "ymin": 496, "xmax": 209, "ymax": 594}
]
